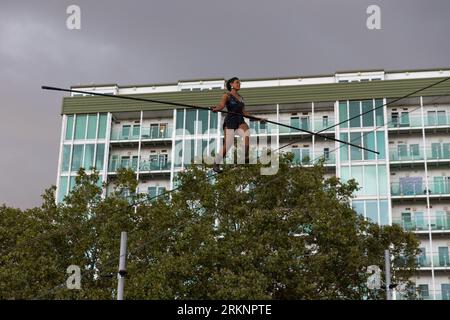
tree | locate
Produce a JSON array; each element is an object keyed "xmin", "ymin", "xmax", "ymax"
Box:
[{"xmin": 0, "ymin": 154, "xmax": 420, "ymax": 299}]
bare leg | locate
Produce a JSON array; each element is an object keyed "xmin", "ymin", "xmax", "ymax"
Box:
[
  {"xmin": 214, "ymin": 126, "xmax": 235, "ymax": 171},
  {"xmin": 236, "ymin": 123, "xmax": 250, "ymax": 163}
]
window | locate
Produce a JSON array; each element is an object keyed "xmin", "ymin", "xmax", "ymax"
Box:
[
  {"xmin": 400, "ymin": 112, "xmax": 410, "ymax": 127},
  {"xmin": 322, "ymin": 115, "xmax": 329, "ymax": 128},
  {"xmin": 131, "ymin": 156, "xmax": 138, "ymax": 171},
  {"xmin": 97, "ymin": 113, "xmax": 108, "ymax": 139},
  {"xmin": 58, "ymin": 176, "xmax": 68, "ymax": 203},
  {"xmin": 376, "ymin": 131, "xmax": 386, "ymax": 160},
  {"xmin": 391, "ymin": 112, "xmax": 399, "ymax": 127},
  {"xmin": 176, "ymin": 109, "xmax": 185, "ymax": 134},
  {"xmin": 71, "ymin": 145, "xmax": 84, "ymax": 171},
  {"xmin": 61, "ymin": 145, "xmax": 71, "ymax": 173},
  {"xmin": 186, "ymin": 110, "xmax": 196, "ymax": 135},
  {"xmin": 65, "ymin": 115, "xmax": 74, "ymax": 140},
  {"xmin": 339, "ymin": 102, "xmax": 348, "ymax": 129},
  {"xmin": 110, "ymin": 155, "xmax": 118, "ymax": 172},
  {"xmin": 398, "ymin": 144, "xmax": 408, "ymax": 159},
  {"xmin": 378, "ymin": 165, "xmax": 388, "ymax": 196},
  {"xmin": 431, "ymin": 143, "xmax": 442, "ymax": 159},
  {"xmin": 410, "ymin": 144, "xmax": 420, "ymax": 159},
  {"xmin": 417, "ymin": 285, "xmax": 429, "ymax": 299},
  {"xmin": 150, "ymin": 124, "xmax": 159, "ymax": 139},
  {"xmin": 363, "ymin": 132, "xmax": 376, "ymax": 160},
  {"xmin": 323, "ymin": 148, "xmax": 330, "ymax": 160},
  {"xmin": 174, "ymin": 140, "xmax": 183, "ymax": 168},
  {"xmin": 364, "ymin": 166, "xmax": 377, "ymax": 196},
  {"xmin": 290, "ymin": 117, "xmax": 300, "ymax": 131},
  {"xmin": 210, "ymin": 111, "xmax": 218, "ymax": 134},
  {"xmin": 365, "ymin": 201, "xmax": 378, "ymax": 223},
  {"xmin": 198, "ymin": 110, "xmax": 209, "ymax": 134},
  {"xmin": 132, "ymin": 125, "xmax": 140, "ymax": 139},
  {"xmin": 375, "ymin": 100, "xmax": 384, "ymax": 126},
  {"xmin": 292, "ymin": 148, "xmax": 310, "ymax": 164},
  {"xmin": 95, "ymin": 144, "xmax": 105, "ymax": 170},
  {"xmin": 362, "ymin": 100, "xmax": 374, "ymax": 127},
  {"xmin": 350, "ymin": 132, "xmax": 362, "ymax": 160},
  {"xmin": 86, "ymin": 114, "xmax": 97, "ymax": 139},
  {"xmin": 74, "ymin": 114, "xmax": 87, "ymax": 140},
  {"xmin": 340, "ymin": 133, "xmax": 349, "ymax": 161},
  {"xmin": 121, "ymin": 125, "xmax": 131, "ymax": 139},
  {"xmin": 444, "ymin": 143, "xmax": 450, "ymax": 158},
  {"xmin": 438, "ymin": 247, "xmax": 449, "ymax": 267},
  {"xmin": 349, "ymin": 101, "xmax": 360, "ymax": 127},
  {"xmin": 300, "ymin": 116, "xmax": 309, "ymax": 130},
  {"xmin": 83, "ymin": 144, "xmax": 95, "ymax": 170},
  {"xmin": 120, "ymin": 156, "xmax": 130, "ymax": 169}
]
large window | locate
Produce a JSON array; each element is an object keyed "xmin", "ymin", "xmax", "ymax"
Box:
[
  {"xmin": 58, "ymin": 176, "xmax": 68, "ymax": 203},
  {"xmin": 86, "ymin": 114, "xmax": 97, "ymax": 139},
  {"xmin": 339, "ymin": 99, "xmax": 384, "ymax": 129},
  {"xmin": 340, "ymin": 165, "xmax": 387, "ymax": 196},
  {"xmin": 83, "ymin": 144, "xmax": 95, "ymax": 170},
  {"xmin": 71, "ymin": 145, "xmax": 84, "ymax": 171},
  {"xmin": 74, "ymin": 115, "xmax": 87, "ymax": 140},
  {"xmin": 95, "ymin": 144, "xmax": 105, "ymax": 170},
  {"xmin": 352, "ymin": 199, "xmax": 389, "ymax": 225},
  {"xmin": 340, "ymin": 131, "xmax": 386, "ymax": 161},
  {"xmin": 176, "ymin": 108, "xmax": 219, "ymax": 136},
  {"xmin": 61, "ymin": 145, "xmax": 71, "ymax": 172},
  {"xmin": 65, "ymin": 115, "xmax": 74, "ymax": 140},
  {"xmin": 97, "ymin": 113, "xmax": 108, "ymax": 139}
]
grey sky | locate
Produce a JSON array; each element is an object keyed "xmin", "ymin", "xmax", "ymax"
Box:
[{"xmin": 1, "ymin": 0, "xmax": 449, "ymax": 209}]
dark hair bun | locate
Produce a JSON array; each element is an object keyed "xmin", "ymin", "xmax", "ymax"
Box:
[{"xmin": 226, "ymin": 77, "xmax": 239, "ymax": 91}]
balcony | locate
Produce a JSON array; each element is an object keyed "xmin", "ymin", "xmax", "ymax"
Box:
[
  {"xmin": 389, "ymin": 146, "xmax": 450, "ymax": 165},
  {"xmin": 313, "ymin": 117, "xmax": 335, "ymax": 132},
  {"xmin": 416, "ymin": 251, "xmax": 450, "ymax": 269},
  {"xmin": 278, "ymin": 117, "xmax": 335, "ymax": 135},
  {"xmin": 139, "ymin": 160, "xmax": 171, "ymax": 172},
  {"xmin": 391, "ymin": 181, "xmax": 450, "ymax": 197},
  {"xmin": 392, "ymin": 213, "xmax": 450, "ymax": 232},
  {"xmin": 397, "ymin": 290, "xmax": 450, "ymax": 300},
  {"xmin": 110, "ymin": 125, "xmax": 173, "ymax": 141},
  {"xmin": 388, "ymin": 114, "xmax": 450, "ymax": 129},
  {"xmin": 108, "ymin": 157, "xmax": 171, "ymax": 173},
  {"xmin": 291, "ymin": 151, "xmax": 336, "ymax": 166}
]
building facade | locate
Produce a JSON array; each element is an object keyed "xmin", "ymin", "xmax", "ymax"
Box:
[{"xmin": 56, "ymin": 68, "xmax": 450, "ymax": 299}]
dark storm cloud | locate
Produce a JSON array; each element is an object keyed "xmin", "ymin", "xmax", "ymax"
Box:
[{"xmin": 1, "ymin": 0, "xmax": 449, "ymax": 209}]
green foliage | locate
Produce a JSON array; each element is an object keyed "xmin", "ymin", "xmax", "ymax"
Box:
[{"xmin": 0, "ymin": 155, "xmax": 420, "ymax": 299}]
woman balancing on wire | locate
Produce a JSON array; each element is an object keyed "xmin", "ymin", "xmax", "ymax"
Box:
[{"xmin": 210, "ymin": 77, "xmax": 267, "ymax": 173}]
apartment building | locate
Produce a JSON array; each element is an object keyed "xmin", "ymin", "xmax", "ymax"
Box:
[{"xmin": 56, "ymin": 68, "xmax": 450, "ymax": 299}]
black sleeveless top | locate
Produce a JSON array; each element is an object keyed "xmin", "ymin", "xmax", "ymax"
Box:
[{"xmin": 223, "ymin": 93, "xmax": 246, "ymax": 129}]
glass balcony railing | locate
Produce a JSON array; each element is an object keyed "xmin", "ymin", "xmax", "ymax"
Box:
[
  {"xmin": 426, "ymin": 147, "xmax": 450, "ymax": 161},
  {"xmin": 291, "ymin": 152, "xmax": 336, "ymax": 165},
  {"xmin": 140, "ymin": 126, "xmax": 172, "ymax": 140},
  {"xmin": 109, "ymin": 159, "xmax": 171, "ymax": 172},
  {"xmin": 391, "ymin": 182, "xmax": 425, "ymax": 196},
  {"xmin": 110, "ymin": 126, "xmax": 173, "ymax": 141},
  {"xmin": 139, "ymin": 160, "xmax": 171, "ymax": 171},
  {"xmin": 389, "ymin": 150, "xmax": 424, "ymax": 162},
  {"xmin": 390, "ymin": 147, "xmax": 450, "ymax": 162},
  {"xmin": 388, "ymin": 115, "xmax": 450, "ymax": 128},
  {"xmin": 392, "ymin": 213, "xmax": 450, "ymax": 231},
  {"xmin": 313, "ymin": 118, "xmax": 335, "ymax": 132},
  {"xmin": 415, "ymin": 252, "xmax": 450, "ymax": 268},
  {"xmin": 277, "ymin": 118, "xmax": 335, "ymax": 134},
  {"xmin": 391, "ymin": 181, "xmax": 450, "ymax": 196},
  {"xmin": 396, "ymin": 290, "xmax": 450, "ymax": 301},
  {"xmin": 278, "ymin": 119, "xmax": 311, "ymax": 134}
]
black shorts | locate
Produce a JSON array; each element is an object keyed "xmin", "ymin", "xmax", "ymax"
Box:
[{"xmin": 223, "ymin": 115, "xmax": 246, "ymax": 130}]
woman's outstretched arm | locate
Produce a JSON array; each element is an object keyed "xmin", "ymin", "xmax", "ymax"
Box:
[{"xmin": 211, "ymin": 93, "xmax": 228, "ymax": 112}]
